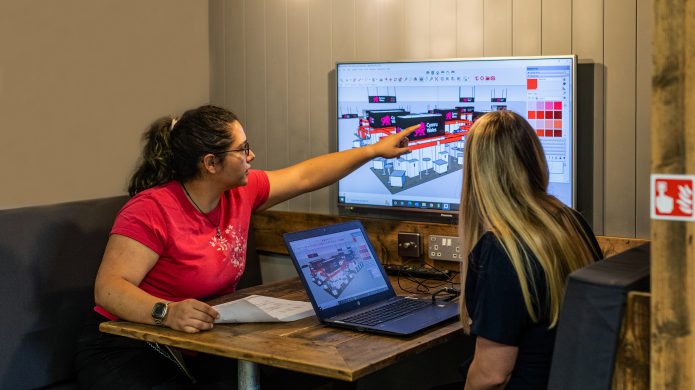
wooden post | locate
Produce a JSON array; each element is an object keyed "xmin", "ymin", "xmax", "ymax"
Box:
[
  {"xmin": 651, "ymin": 0, "xmax": 695, "ymax": 388},
  {"xmin": 613, "ymin": 292, "xmax": 650, "ymax": 390}
]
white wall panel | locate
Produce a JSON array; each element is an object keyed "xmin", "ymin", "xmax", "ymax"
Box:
[
  {"xmin": 572, "ymin": 0, "xmax": 605, "ymax": 234},
  {"xmin": 308, "ymin": 0, "xmax": 333, "ymax": 214},
  {"xmin": 604, "ymin": 0, "xmax": 637, "ymax": 237},
  {"xmin": 456, "ymin": 0, "xmax": 484, "ymax": 57},
  {"xmin": 512, "ymin": 0, "xmax": 541, "ymax": 55},
  {"xmin": 221, "ymin": 0, "xmax": 246, "ymax": 121},
  {"xmin": 243, "ymin": 0, "xmax": 267, "ymax": 168},
  {"xmin": 431, "ymin": 0, "xmax": 457, "ymax": 58},
  {"xmin": 635, "ymin": 0, "xmax": 653, "ymax": 237},
  {"xmin": 217, "ymin": 0, "xmax": 653, "ymax": 237},
  {"xmin": 378, "ymin": 0, "xmax": 405, "ymax": 60},
  {"xmin": 483, "ymin": 0, "xmax": 512, "ymax": 56},
  {"xmin": 265, "ymin": 0, "xmax": 290, "ymax": 211},
  {"xmin": 286, "ymin": 0, "xmax": 311, "ymax": 211},
  {"xmin": 332, "ymin": 0, "xmax": 356, "ymax": 63},
  {"xmin": 404, "ymin": 0, "xmax": 431, "ymax": 58},
  {"xmin": 542, "ymin": 0, "xmax": 572, "ymax": 54},
  {"xmin": 356, "ymin": 0, "xmax": 380, "ymax": 60}
]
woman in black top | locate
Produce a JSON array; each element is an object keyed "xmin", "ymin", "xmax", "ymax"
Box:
[{"xmin": 458, "ymin": 111, "xmax": 602, "ymax": 389}]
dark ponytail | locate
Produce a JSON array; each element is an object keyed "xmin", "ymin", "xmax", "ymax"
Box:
[
  {"xmin": 128, "ymin": 105, "xmax": 239, "ymax": 196},
  {"xmin": 128, "ymin": 117, "xmax": 175, "ymax": 196}
]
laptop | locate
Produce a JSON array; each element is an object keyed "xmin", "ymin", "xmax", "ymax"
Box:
[{"xmin": 283, "ymin": 220, "xmax": 459, "ymax": 336}]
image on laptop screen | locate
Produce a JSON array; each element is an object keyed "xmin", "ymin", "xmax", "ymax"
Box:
[{"xmin": 288, "ymin": 228, "xmax": 390, "ymax": 311}]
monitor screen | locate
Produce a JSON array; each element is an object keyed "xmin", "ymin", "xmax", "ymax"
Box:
[{"xmin": 336, "ymin": 56, "xmax": 576, "ymax": 222}]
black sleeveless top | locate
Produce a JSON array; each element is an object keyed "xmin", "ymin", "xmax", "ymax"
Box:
[{"xmin": 464, "ymin": 210, "xmax": 602, "ymax": 389}]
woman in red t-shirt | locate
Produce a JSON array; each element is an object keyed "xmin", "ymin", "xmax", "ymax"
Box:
[{"xmin": 76, "ymin": 105, "xmax": 416, "ymax": 389}]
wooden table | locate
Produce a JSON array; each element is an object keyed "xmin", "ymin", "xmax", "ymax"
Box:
[{"xmin": 100, "ymin": 277, "xmax": 463, "ymax": 389}]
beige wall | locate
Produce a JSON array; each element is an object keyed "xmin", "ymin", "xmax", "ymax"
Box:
[
  {"xmin": 210, "ymin": 0, "xmax": 654, "ymax": 238},
  {"xmin": 0, "ymin": 0, "xmax": 210, "ymax": 209}
]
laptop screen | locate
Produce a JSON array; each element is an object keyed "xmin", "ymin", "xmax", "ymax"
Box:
[{"xmin": 287, "ymin": 226, "xmax": 392, "ymax": 312}]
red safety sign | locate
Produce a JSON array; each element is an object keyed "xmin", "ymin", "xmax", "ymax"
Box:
[{"xmin": 651, "ymin": 174, "xmax": 695, "ymax": 221}]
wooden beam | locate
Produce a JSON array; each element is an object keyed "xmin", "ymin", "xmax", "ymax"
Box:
[
  {"xmin": 612, "ymin": 292, "xmax": 650, "ymax": 390},
  {"xmin": 252, "ymin": 210, "xmax": 648, "ymax": 266},
  {"xmin": 651, "ymin": 0, "xmax": 695, "ymax": 388}
]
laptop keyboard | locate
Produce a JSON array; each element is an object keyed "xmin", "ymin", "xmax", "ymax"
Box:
[{"xmin": 342, "ymin": 298, "xmax": 430, "ymax": 326}]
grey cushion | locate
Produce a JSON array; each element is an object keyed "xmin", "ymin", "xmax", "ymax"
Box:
[
  {"xmin": 0, "ymin": 196, "xmax": 127, "ymax": 389},
  {"xmin": 0, "ymin": 195, "xmax": 263, "ymax": 389}
]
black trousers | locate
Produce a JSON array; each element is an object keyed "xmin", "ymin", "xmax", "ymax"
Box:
[{"xmin": 75, "ymin": 311, "xmax": 331, "ymax": 390}]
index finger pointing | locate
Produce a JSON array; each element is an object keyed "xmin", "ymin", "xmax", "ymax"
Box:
[{"xmin": 399, "ymin": 124, "xmax": 418, "ymax": 135}]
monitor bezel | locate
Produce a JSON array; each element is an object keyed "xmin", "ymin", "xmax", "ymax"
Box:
[{"xmin": 336, "ymin": 55, "xmax": 578, "ymax": 223}]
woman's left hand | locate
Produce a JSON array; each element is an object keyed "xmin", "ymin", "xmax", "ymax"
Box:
[{"xmin": 370, "ymin": 124, "xmax": 417, "ymax": 159}]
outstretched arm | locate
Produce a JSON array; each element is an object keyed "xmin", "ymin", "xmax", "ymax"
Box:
[{"xmin": 260, "ymin": 125, "xmax": 416, "ymax": 211}]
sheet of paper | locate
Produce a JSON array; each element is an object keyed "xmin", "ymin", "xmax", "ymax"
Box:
[{"xmin": 213, "ymin": 295, "xmax": 315, "ymax": 323}]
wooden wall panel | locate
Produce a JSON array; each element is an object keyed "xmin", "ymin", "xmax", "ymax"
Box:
[
  {"xmin": 308, "ymin": 0, "xmax": 332, "ymax": 214},
  {"xmin": 541, "ymin": 0, "xmax": 572, "ymax": 55},
  {"xmin": 252, "ymin": 210, "xmax": 649, "ymax": 264},
  {"xmin": 635, "ymin": 0, "xmax": 653, "ymax": 238},
  {"xmin": 604, "ymin": 0, "xmax": 637, "ymax": 237},
  {"xmin": 572, "ymin": 0, "xmax": 604, "ymax": 234},
  {"xmin": 651, "ymin": 0, "xmax": 694, "ymax": 386},
  {"xmin": 456, "ymin": 0, "xmax": 484, "ymax": 57},
  {"xmin": 243, "ymin": 0, "xmax": 268, "ymax": 168},
  {"xmin": 612, "ymin": 292, "xmax": 650, "ymax": 390},
  {"xmin": 483, "ymin": 0, "xmax": 512, "ymax": 56},
  {"xmin": 512, "ymin": 0, "xmax": 541, "ymax": 56},
  {"xmin": 430, "ymin": 0, "xmax": 457, "ymax": 58},
  {"xmin": 403, "ymin": 0, "xmax": 431, "ymax": 59},
  {"xmin": 286, "ymin": 0, "xmax": 311, "ymax": 211}
]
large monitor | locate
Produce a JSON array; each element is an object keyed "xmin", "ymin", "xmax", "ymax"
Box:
[{"xmin": 336, "ymin": 55, "xmax": 576, "ymax": 223}]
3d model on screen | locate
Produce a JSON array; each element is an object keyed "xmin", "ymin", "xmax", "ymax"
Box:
[
  {"xmin": 352, "ymin": 106, "xmax": 482, "ymax": 194},
  {"xmin": 301, "ymin": 245, "xmax": 366, "ymax": 299}
]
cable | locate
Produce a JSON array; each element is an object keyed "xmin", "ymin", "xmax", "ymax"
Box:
[
  {"xmin": 393, "ymin": 259, "xmax": 460, "ymax": 296},
  {"xmin": 431, "ymin": 287, "xmax": 461, "ymax": 303}
]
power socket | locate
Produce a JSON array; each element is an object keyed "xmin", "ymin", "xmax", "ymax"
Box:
[
  {"xmin": 428, "ymin": 235, "xmax": 463, "ymax": 262},
  {"xmin": 397, "ymin": 232, "xmax": 422, "ymax": 258}
]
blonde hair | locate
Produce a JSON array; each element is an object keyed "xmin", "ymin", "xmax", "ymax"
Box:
[{"xmin": 459, "ymin": 111, "xmax": 599, "ymax": 332}]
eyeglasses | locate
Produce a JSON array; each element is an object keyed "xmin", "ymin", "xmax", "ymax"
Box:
[{"xmin": 215, "ymin": 142, "xmax": 251, "ymax": 157}]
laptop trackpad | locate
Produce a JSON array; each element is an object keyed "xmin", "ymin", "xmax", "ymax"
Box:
[{"xmin": 379, "ymin": 303, "xmax": 458, "ymax": 331}]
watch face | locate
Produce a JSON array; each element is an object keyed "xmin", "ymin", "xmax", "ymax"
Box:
[{"xmin": 152, "ymin": 302, "xmax": 168, "ymax": 319}]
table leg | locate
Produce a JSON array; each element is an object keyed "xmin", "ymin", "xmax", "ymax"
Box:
[{"xmin": 238, "ymin": 360, "xmax": 260, "ymax": 390}]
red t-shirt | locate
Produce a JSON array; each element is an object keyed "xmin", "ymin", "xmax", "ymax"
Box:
[{"xmin": 95, "ymin": 170, "xmax": 270, "ymax": 320}]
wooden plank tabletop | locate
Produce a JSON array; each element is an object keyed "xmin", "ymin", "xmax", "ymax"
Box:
[{"xmin": 99, "ymin": 277, "xmax": 464, "ymax": 382}]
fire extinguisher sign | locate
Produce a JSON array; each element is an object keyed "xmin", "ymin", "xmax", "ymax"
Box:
[{"xmin": 651, "ymin": 174, "xmax": 695, "ymax": 221}]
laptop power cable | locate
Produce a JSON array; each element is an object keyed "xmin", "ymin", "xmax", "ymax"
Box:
[{"xmin": 384, "ymin": 263, "xmax": 452, "ymax": 280}]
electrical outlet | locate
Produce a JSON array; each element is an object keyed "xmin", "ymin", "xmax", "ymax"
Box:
[
  {"xmin": 428, "ymin": 235, "xmax": 462, "ymax": 262},
  {"xmin": 398, "ymin": 232, "xmax": 422, "ymax": 258}
]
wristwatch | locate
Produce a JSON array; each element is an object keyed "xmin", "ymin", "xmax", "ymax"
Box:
[{"xmin": 151, "ymin": 302, "xmax": 169, "ymax": 326}]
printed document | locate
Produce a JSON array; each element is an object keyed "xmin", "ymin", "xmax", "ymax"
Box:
[{"xmin": 213, "ymin": 295, "xmax": 315, "ymax": 323}]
